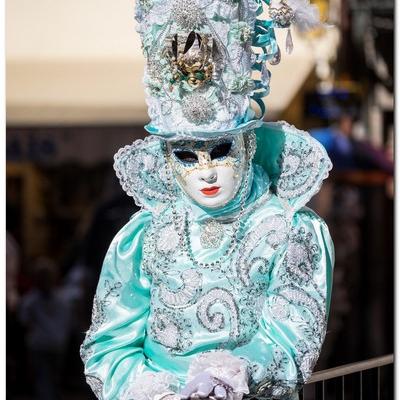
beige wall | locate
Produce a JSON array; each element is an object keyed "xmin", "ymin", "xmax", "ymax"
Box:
[
  {"xmin": 6, "ymin": 0, "xmax": 149, "ymax": 125},
  {"xmin": 6, "ymin": 0, "xmax": 339, "ymax": 126},
  {"xmin": 6, "ymin": 0, "xmax": 141, "ymax": 60}
]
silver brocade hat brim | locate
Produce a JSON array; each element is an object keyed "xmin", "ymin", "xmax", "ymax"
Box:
[{"xmin": 144, "ymin": 118, "xmax": 264, "ymax": 140}]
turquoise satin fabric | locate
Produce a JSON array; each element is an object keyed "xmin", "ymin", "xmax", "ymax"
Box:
[{"xmin": 81, "ymin": 123, "xmax": 334, "ymax": 400}]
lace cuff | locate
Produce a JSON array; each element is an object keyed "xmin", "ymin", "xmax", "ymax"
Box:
[
  {"xmin": 187, "ymin": 351, "xmax": 250, "ymax": 399},
  {"xmin": 122, "ymin": 371, "xmax": 179, "ymax": 400},
  {"xmin": 154, "ymin": 392, "xmax": 181, "ymax": 400}
]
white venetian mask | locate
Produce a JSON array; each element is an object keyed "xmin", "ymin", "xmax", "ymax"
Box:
[{"xmin": 166, "ymin": 135, "xmax": 247, "ymax": 208}]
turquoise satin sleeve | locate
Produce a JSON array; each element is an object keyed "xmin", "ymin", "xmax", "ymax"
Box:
[
  {"xmin": 232, "ymin": 208, "xmax": 334, "ymax": 398},
  {"xmin": 80, "ymin": 211, "xmax": 158, "ymax": 399}
]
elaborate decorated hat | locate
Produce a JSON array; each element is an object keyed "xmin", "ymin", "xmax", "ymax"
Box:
[{"xmin": 134, "ymin": 0, "xmax": 322, "ymax": 139}]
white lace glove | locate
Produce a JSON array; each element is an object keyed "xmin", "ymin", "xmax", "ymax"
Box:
[
  {"xmin": 123, "ymin": 372, "xmax": 179, "ymax": 400},
  {"xmin": 180, "ymin": 371, "xmax": 234, "ymax": 399},
  {"xmin": 181, "ymin": 351, "xmax": 249, "ymax": 400}
]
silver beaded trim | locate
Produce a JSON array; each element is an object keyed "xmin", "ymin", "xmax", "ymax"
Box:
[{"xmin": 86, "ymin": 375, "xmax": 104, "ymax": 400}]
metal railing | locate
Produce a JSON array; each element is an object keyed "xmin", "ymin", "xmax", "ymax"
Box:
[{"xmin": 300, "ymin": 354, "xmax": 394, "ymax": 400}]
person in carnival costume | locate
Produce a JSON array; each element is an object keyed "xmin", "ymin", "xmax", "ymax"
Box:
[{"xmin": 81, "ymin": 1, "xmax": 334, "ymax": 399}]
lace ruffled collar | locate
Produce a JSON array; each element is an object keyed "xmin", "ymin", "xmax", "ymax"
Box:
[{"xmin": 114, "ymin": 121, "xmax": 331, "ymax": 216}]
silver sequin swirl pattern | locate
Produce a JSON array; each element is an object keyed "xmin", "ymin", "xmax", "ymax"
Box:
[
  {"xmin": 196, "ymin": 288, "xmax": 239, "ymax": 339},
  {"xmin": 236, "ymin": 215, "xmax": 288, "ymax": 285},
  {"xmin": 159, "ymin": 269, "xmax": 202, "ymax": 308}
]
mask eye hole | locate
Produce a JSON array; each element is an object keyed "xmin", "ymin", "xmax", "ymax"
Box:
[
  {"xmin": 210, "ymin": 141, "xmax": 232, "ymax": 160},
  {"xmin": 173, "ymin": 150, "xmax": 198, "ymax": 164}
]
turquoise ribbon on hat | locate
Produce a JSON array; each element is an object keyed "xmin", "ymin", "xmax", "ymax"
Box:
[
  {"xmin": 250, "ymin": 4, "xmax": 279, "ymax": 119},
  {"xmin": 255, "ymin": 0, "xmax": 271, "ymax": 16},
  {"xmin": 253, "ymin": 19, "xmax": 279, "ymax": 61}
]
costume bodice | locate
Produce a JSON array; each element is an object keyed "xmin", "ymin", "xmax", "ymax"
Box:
[{"xmin": 138, "ymin": 188, "xmax": 330, "ymax": 382}]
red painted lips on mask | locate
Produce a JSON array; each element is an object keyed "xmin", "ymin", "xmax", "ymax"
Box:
[{"xmin": 200, "ymin": 186, "xmax": 220, "ymax": 196}]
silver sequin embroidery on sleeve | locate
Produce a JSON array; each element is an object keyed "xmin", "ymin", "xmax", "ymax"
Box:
[
  {"xmin": 281, "ymin": 226, "xmax": 321, "ymax": 286},
  {"xmin": 80, "ymin": 280, "xmax": 122, "ymax": 364},
  {"xmin": 86, "ymin": 375, "xmax": 104, "ymax": 400}
]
